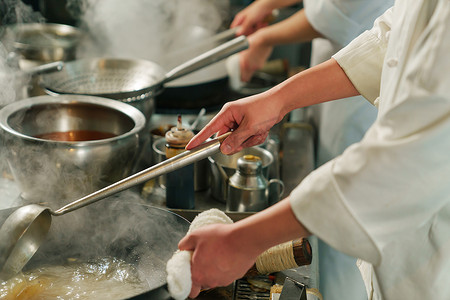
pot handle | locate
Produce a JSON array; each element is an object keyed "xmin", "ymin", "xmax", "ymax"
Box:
[
  {"xmin": 22, "ymin": 61, "xmax": 65, "ymax": 76},
  {"xmin": 268, "ymin": 178, "xmax": 284, "ymax": 199},
  {"xmin": 162, "ymin": 35, "xmax": 249, "ymax": 84},
  {"xmin": 245, "ymin": 237, "xmax": 312, "ymax": 277},
  {"xmin": 214, "ymin": 161, "xmax": 229, "ymax": 183}
]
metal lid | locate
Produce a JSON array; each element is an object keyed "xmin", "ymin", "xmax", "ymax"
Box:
[{"xmin": 237, "ymin": 155, "xmax": 262, "ymax": 175}]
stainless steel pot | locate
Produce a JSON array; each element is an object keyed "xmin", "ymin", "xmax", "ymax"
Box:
[
  {"xmin": 5, "ymin": 23, "xmax": 82, "ymax": 63},
  {"xmin": 208, "ymin": 147, "xmax": 274, "ymax": 203},
  {"xmin": 0, "ymin": 95, "xmax": 146, "ymax": 206}
]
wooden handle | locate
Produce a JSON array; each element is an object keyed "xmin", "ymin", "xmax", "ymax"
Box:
[{"xmin": 244, "ymin": 238, "xmax": 312, "ymax": 277}]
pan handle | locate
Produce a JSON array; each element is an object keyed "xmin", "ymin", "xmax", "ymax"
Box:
[
  {"xmin": 162, "ymin": 35, "xmax": 249, "ymax": 85},
  {"xmin": 52, "ymin": 133, "xmax": 232, "ymax": 216},
  {"xmin": 22, "ymin": 61, "xmax": 64, "ymax": 76}
]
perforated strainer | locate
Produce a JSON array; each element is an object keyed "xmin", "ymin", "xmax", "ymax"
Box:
[{"xmin": 41, "ymin": 36, "xmax": 248, "ymax": 103}]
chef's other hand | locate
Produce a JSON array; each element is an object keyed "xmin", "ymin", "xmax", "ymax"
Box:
[
  {"xmin": 230, "ymin": 0, "xmax": 273, "ymax": 36},
  {"xmin": 239, "ymin": 33, "xmax": 273, "ymax": 82},
  {"xmin": 178, "ymin": 223, "xmax": 259, "ymax": 299},
  {"xmin": 185, "ymin": 93, "xmax": 283, "ymax": 154}
]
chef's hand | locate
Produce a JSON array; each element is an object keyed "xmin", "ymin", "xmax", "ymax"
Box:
[
  {"xmin": 230, "ymin": 0, "xmax": 273, "ymax": 36},
  {"xmin": 178, "ymin": 223, "xmax": 259, "ymax": 299},
  {"xmin": 185, "ymin": 93, "xmax": 284, "ymax": 154},
  {"xmin": 239, "ymin": 32, "xmax": 274, "ymax": 82}
]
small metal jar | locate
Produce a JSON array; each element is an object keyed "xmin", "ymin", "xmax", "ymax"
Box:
[{"xmin": 227, "ymin": 155, "xmax": 284, "ymax": 212}]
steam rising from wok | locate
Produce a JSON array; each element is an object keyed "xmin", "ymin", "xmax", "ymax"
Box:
[
  {"xmin": 70, "ymin": 0, "xmax": 230, "ymax": 68},
  {"xmin": 0, "ymin": 193, "xmax": 190, "ymax": 297}
]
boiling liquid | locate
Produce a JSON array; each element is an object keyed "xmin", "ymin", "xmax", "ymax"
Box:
[
  {"xmin": 34, "ymin": 130, "xmax": 117, "ymax": 141},
  {"xmin": 0, "ymin": 257, "xmax": 149, "ymax": 300}
]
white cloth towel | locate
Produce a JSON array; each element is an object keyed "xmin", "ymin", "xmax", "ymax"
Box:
[
  {"xmin": 166, "ymin": 209, "xmax": 233, "ymax": 300},
  {"xmin": 226, "ymin": 54, "xmax": 242, "ymax": 91}
]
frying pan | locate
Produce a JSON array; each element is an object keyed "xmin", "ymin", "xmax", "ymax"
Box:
[{"xmin": 40, "ymin": 35, "xmax": 248, "ymax": 104}]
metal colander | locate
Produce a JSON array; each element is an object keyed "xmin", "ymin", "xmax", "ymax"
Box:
[{"xmin": 41, "ymin": 36, "xmax": 249, "ymax": 103}]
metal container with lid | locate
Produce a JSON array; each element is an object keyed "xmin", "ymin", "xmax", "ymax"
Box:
[
  {"xmin": 227, "ymin": 155, "xmax": 284, "ymax": 212},
  {"xmin": 208, "ymin": 146, "xmax": 274, "ymax": 203}
]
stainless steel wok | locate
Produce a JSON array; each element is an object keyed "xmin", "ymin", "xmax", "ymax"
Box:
[{"xmin": 0, "ymin": 197, "xmax": 189, "ymax": 299}]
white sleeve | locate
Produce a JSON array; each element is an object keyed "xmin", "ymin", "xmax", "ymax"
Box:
[
  {"xmin": 333, "ymin": 7, "xmax": 393, "ymax": 104},
  {"xmin": 290, "ymin": 5, "xmax": 450, "ymax": 267}
]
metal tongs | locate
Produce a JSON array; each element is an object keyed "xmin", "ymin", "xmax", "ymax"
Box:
[{"xmin": 0, "ymin": 132, "xmax": 231, "ymax": 280}]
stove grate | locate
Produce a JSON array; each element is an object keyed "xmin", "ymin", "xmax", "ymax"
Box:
[{"xmin": 233, "ymin": 278, "xmax": 271, "ymax": 300}]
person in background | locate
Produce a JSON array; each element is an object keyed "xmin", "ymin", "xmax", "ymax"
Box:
[
  {"xmin": 181, "ymin": 0, "xmax": 450, "ymax": 299},
  {"xmin": 230, "ymin": 0, "xmax": 393, "ymax": 299}
]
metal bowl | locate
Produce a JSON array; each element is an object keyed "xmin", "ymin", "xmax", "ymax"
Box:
[{"xmin": 0, "ymin": 95, "xmax": 146, "ymax": 206}]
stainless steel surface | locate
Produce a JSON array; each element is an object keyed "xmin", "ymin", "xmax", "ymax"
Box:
[
  {"xmin": 21, "ymin": 60, "xmax": 64, "ymax": 75},
  {"xmin": 0, "ymin": 200, "xmax": 190, "ymax": 298},
  {"xmin": 227, "ymin": 155, "xmax": 283, "ymax": 212},
  {"xmin": 0, "ymin": 134, "xmax": 229, "ymax": 279},
  {"xmin": 1, "ymin": 57, "xmax": 64, "ymax": 101},
  {"xmin": 162, "ymin": 36, "xmax": 248, "ymax": 86},
  {"xmin": 208, "ymin": 146, "xmax": 274, "ymax": 203},
  {"xmin": 5, "ymin": 23, "xmax": 82, "ymax": 63},
  {"xmin": 41, "ymin": 36, "xmax": 249, "ymax": 103},
  {"xmin": 0, "ymin": 95, "xmax": 146, "ymax": 204},
  {"xmin": 0, "ymin": 204, "xmax": 51, "ymax": 280},
  {"xmin": 189, "ymin": 107, "xmax": 206, "ymax": 130},
  {"xmin": 280, "ymin": 122, "xmax": 315, "ymax": 195}
]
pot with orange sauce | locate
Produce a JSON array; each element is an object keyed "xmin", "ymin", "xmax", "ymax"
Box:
[{"xmin": 0, "ymin": 95, "xmax": 146, "ymax": 206}]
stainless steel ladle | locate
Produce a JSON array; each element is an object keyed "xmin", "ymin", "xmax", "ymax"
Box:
[{"xmin": 0, "ymin": 132, "xmax": 231, "ymax": 280}]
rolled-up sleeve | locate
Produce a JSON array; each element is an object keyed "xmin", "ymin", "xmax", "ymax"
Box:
[{"xmin": 332, "ymin": 8, "xmax": 393, "ymax": 104}]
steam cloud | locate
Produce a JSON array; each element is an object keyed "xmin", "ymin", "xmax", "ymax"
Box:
[
  {"xmin": 0, "ymin": 0, "xmax": 231, "ymax": 208},
  {"xmin": 0, "ymin": 0, "xmax": 45, "ymax": 202},
  {"xmin": 72, "ymin": 0, "xmax": 230, "ymax": 68},
  {"xmin": 0, "ymin": 3, "xmax": 220, "ymax": 292}
]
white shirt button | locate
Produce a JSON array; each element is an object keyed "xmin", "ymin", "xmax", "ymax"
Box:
[{"xmin": 387, "ymin": 58, "xmax": 398, "ymax": 67}]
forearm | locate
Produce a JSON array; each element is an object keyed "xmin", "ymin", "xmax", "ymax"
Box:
[
  {"xmin": 254, "ymin": 9, "xmax": 322, "ymax": 47},
  {"xmin": 267, "ymin": 58, "xmax": 360, "ymax": 118},
  {"xmin": 230, "ymin": 198, "xmax": 309, "ymax": 257}
]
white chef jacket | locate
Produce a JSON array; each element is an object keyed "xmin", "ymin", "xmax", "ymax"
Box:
[
  {"xmin": 301, "ymin": 1, "xmax": 392, "ymax": 300},
  {"xmin": 290, "ymin": 0, "xmax": 450, "ymax": 299}
]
